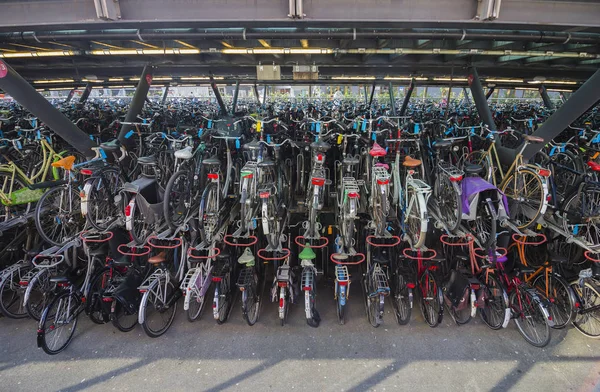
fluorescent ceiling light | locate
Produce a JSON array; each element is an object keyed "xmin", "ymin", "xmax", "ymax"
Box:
[
  {"xmin": 433, "ymin": 77, "xmax": 468, "ymax": 82},
  {"xmin": 180, "ymin": 76, "xmax": 225, "ymax": 80},
  {"xmin": 547, "ymin": 88, "xmax": 574, "ymax": 92},
  {"xmin": 485, "ymin": 78, "xmax": 524, "ymax": 83},
  {"xmin": 81, "ymin": 79, "xmax": 103, "ymax": 83},
  {"xmin": 384, "ymin": 76, "xmax": 428, "ymax": 81},
  {"xmin": 33, "ymin": 79, "xmax": 75, "ymax": 84},
  {"xmin": 527, "ymin": 80, "xmax": 577, "ymax": 85},
  {"xmin": 109, "ymin": 78, "xmax": 124, "ymax": 82},
  {"xmin": 89, "ymin": 48, "xmax": 199, "ymax": 56},
  {"xmin": 130, "ymin": 77, "xmax": 172, "ymax": 81},
  {"xmin": 331, "ymin": 76, "xmax": 376, "ymax": 80},
  {"xmin": 0, "ymin": 50, "xmax": 76, "ymax": 58}
]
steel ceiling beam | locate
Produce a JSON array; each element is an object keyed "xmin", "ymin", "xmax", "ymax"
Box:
[{"xmin": 0, "ymin": 0, "xmax": 599, "ymax": 32}]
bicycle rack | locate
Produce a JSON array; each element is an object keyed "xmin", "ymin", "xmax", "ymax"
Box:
[
  {"xmin": 366, "ymin": 235, "xmax": 401, "ymax": 247},
  {"xmin": 330, "ymin": 252, "xmax": 366, "ymax": 265},
  {"xmin": 257, "ymin": 248, "xmax": 291, "ymax": 261},
  {"xmin": 0, "ymin": 209, "xmax": 38, "ymax": 235},
  {"xmin": 295, "ymin": 235, "xmax": 329, "ymax": 248},
  {"xmin": 188, "ymin": 246, "xmax": 220, "ymax": 259},
  {"xmin": 223, "ymin": 234, "xmax": 258, "ymax": 247},
  {"xmin": 537, "ymin": 216, "xmax": 598, "ymax": 253}
]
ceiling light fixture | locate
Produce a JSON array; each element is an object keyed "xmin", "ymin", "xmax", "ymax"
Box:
[
  {"xmin": 331, "ymin": 76, "xmax": 376, "ymax": 80},
  {"xmin": 0, "ymin": 50, "xmax": 77, "ymax": 58},
  {"xmin": 33, "ymin": 79, "xmax": 75, "ymax": 84},
  {"xmin": 485, "ymin": 78, "xmax": 524, "ymax": 83},
  {"xmin": 433, "ymin": 77, "xmax": 469, "ymax": 82},
  {"xmin": 384, "ymin": 76, "xmax": 428, "ymax": 81}
]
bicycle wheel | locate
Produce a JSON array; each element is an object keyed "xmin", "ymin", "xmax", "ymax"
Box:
[
  {"xmin": 86, "ymin": 267, "xmax": 125, "ymax": 325},
  {"xmin": 572, "ymin": 281, "xmax": 600, "ymax": 338},
  {"xmin": 419, "ymin": 271, "xmax": 444, "ymax": 327},
  {"xmin": 86, "ymin": 169, "xmax": 123, "ymax": 231},
  {"xmin": 38, "ymin": 291, "xmax": 80, "ymax": 355},
  {"xmin": 435, "ymin": 176, "xmax": 461, "ymax": 232},
  {"xmin": 242, "ymin": 277, "xmax": 260, "ymax": 326},
  {"xmin": 0, "ymin": 171, "xmax": 31, "ymax": 222},
  {"xmin": 186, "ymin": 284, "xmax": 207, "ymax": 322},
  {"xmin": 532, "ymin": 273, "xmax": 575, "ymax": 329},
  {"xmin": 336, "ymin": 295, "xmax": 346, "ymax": 325},
  {"xmin": 551, "ymin": 151, "xmax": 583, "ymax": 198},
  {"xmin": 215, "ymin": 273, "xmax": 231, "ymax": 325},
  {"xmin": 562, "ymin": 186, "xmax": 600, "ymax": 251},
  {"xmin": 129, "ymin": 198, "xmax": 151, "ymax": 244},
  {"xmin": 469, "ymin": 196, "xmax": 497, "ymax": 249},
  {"xmin": 372, "ymin": 185, "xmax": 387, "ymax": 237},
  {"xmin": 164, "ymin": 169, "xmax": 193, "ymax": 231},
  {"xmin": 394, "ymin": 272, "xmax": 412, "ymax": 325},
  {"xmin": 35, "ymin": 186, "xmax": 84, "ymax": 247},
  {"xmin": 405, "ymin": 187, "xmax": 427, "ymax": 249},
  {"xmin": 511, "ymin": 289, "xmax": 551, "ymax": 347},
  {"xmin": 139, "ymin": 277, "xmax": 178, "ymax": 338},
  {"xmin": 501, "ymin": 169, "xmax": 545, "ymax": 229},
  {"xmin": 25, "ymin": 269, "xmax": 53, "ymax": 321},
  {"xmin": 199, "ymin": 182, "xmax": 219, "ymax": 244},
  {"xmin": 479, "ymin": 272, "xmax": 509, "ymax": 330},
  {"xmin": 111, "ymin": 300, "xmax": 138, "ymax": 332},
  {"xmin": 0, "ymin": 266, "xmax": 30, "ymax": 318},
  {"xmin": 279, "ymin": 285, "xmax": 289, "ymax": 326}
]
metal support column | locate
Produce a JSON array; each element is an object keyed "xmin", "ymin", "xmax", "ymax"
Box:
[
  {"xmin": 253, "ymin": 83, "xmax": 261, "ymax": 104},
  {"xmin": 210, "ymin": 74, "xmax": 228, "ymax": 116},
  {"xmin": 463, "ymin": 87, "xmax": 471, "ymax": 105},
  {"xmin": 538, "ymin": 85, "xmax": 554, "ymax": 110},
  {"xmin": 232, "ymin": 80, "xmax": 240, "ymax": 114},
  {"xmin": 64, "ymin": 88, "xmax": 75, "ymax": 104},
  {"xmin": 308, "ymin": 85, "xmax": 312, "ymax": 100},
  {"xmin": 79, "ymin": 82, "xmax": 93, "ymax": 104},
  {"xmin": 118, "ymin": 64, "xmax": 154, "ymax": 146},
  {"xmin": 368, "ymin": 82, "xmax": 376, "ymax": 107},
  {"xmin": 399, "ymin": 79, "xmax": 415, "ymax": 116},
  {"xmin": 523, "ymin": 69, "xmax": 600, "ymax": 160},
  {"xmin": 0, "ymin": 59, "xmax": 94, "ymax": 157},
  {"xmin": 468, "ymin": 67, "xmax": 515, "ymax": 165},
  {"xmin": 485, "ymin": 86, "xmax": 495, "ymax": 101},
  {"xmin": 161, "ymin": 86, "xmax": 169, "ymax": 105},
  {"xmin": 263, "ymin": 85, "xmax": 268, "ymax": 106},
  {"xmin": 388, "ymin": 82, "xmax": 397, "ymax": 116},
  {"xmin": 559, "ymin": 92, "xmax": 567, "ymax": 104},
  {"xmin": 363, "ymin": 85, "xmax": 368, "ymax": 104}
]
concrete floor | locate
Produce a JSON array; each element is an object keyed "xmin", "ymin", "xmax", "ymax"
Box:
[{"xmin": 0, "ymin": 280, "xmax": 599, "ymax": 392}]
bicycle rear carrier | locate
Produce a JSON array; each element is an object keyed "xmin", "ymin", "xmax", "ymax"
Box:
[
  {"xmin": 236, "ymin": 267, "xmax": 255, "ymax": 288},
  {"xmin": 370, "ymin": 264, "xmax": 390, "ymax": 297}
]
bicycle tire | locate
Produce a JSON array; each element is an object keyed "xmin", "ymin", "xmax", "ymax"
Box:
[
  {"xmin": 129, "ymin": 197, "xmax": 151, "ymax": 244},
  {"xmin": 139, "ymin": 278, "xmax": 178, "ymax": 338},
  {"xmin": 0, "ymin": 265, "xmax": 30, "ymax": 318},
  {"xmin": 111, "ymin": 300, "xmax": 138, "ymax": 333},
  {"xmin": 501, "ymin": 169, "xmax": 545, "ymax": 230},
  {"xmin": 435, "ymin": 175, "xmax": 462, "ymax": 232},
  {"xmin": 186, "ymin": 284, "xmax": 207, "ymax": 322},
  {"xmin": 163, "ymin": 169, "xmax": 193, "ymax": 231},
  {"xmin": 511, "ymin": 289, "xmax": 551, "ymax": 347},
  {"xmin": 469, "ymin": 196, "xmax": 497, "ymax": 250},
  {"xmin": 38, "ymin": 290, "xmax": 80, "ymax": 355},
  {"xmin": 242, "ymin": 278, "xmax": 260, "ymax": 326},
  {"xmin": 394, "ymin": 272, "xmax": 412, "ymax": 325},
  {"xmin": 405, "ymin": 187, "xmax": 427, "ymax": 249},
  {"xmin": 35, "ymin": 185, "xmax": 84, "ymax": 247},
  {"xmin": 562, "ymin": 186, "xmax": 600, "ymax": 251},
  {"xmin": 280, "ymin": 286, "xmax": 288, "ymax": 326},
  {"xmin": 86, "ymin": 267, "xmax": 126, "ymax": 325},
  {"xmin": 532, "ymin": 272, "xmax": 575, "ymax": 329},
  {"xmin": 215, "ymin": 273, "xmax": 231, "ymax": 325},
  {"xmin": 572, "ymin": 280, "xmax": 600, "ymax": 339},
  {"xmin": 85, "ymin": 168, "xmax": 123, "ymax": 231},
  {"xmin": 419, "ymin": 271, "xmax": 444, "ymax": 327},
  {"xmin": 337, "ymin": 297, "xmax": 346, "ymax": 325},
  {"xmin": 199, "ymin": 182, "xmax": 219, "ymax": 244},
  {"xmin": 479, "ymin": 272, "xmax": 509, "ymax": 330},
  {"xmin": 25, "ymin": 268, "xmax": 53, "ymax": 321}
]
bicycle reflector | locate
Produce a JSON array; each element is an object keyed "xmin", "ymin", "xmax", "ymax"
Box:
[
  {"xmin": 377, "ymin": 178, "xmax": 390, "ymax": 185},
  {"xmin": 124, "ymin": 205, "xmax": 132, "ymax": 217},
  {"xmin": 80, "ymin": 169, "xmax": 93, "ymax": 176},
  {"xmin": 259, "ymin": 191, "xmax": 270, "ymax": 199},
  {"xmin": 317, "ymin": 154, "xmax": 323, "ymax": 162},
  {"xmin": 348, "ymin": 192, "xmax": 359, "ymax": 199},
  {"xmin": 449, "ymin": 174, "xmax": 463, "ymax": 182},
  {"xmin": 312, "ymin": 177, "xmax": 325, "ymax": 186},
  {"xmin": 207, "ymin": 173, "xmax": 219, "ymax": 180},
  {"xmin": 242, "ymin": 172, "xmax": 253, "ymax": 179},
  {"xmin": 537, "ymin": 168, "xmax": 551, "ymax": 177}
]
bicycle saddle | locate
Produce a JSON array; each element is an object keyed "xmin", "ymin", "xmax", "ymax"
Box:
[
  {"xmin": 433, "ymin": 139, "xmax": 453, "ymax": 149},
  {"xmin": 342, "ymin": 156, "xmax": 360, "ymax": 166},
  {"xmin": 148, "ymin": 251, "xmax": 167, "ymax": 264},
  {"xmin": 310, "ymin": 140, "xmax": 331, "ymax": 152},
  {"xmin": 243, "ymin": 140, "xmax": 261, "ymax": 151},
  {"xmin": 372, "ymin": 249, "xmax": 390, "ymax": 264},
  {"xmin": 138, "ymin": 155, "xmax": 157, "ymax": 166},
  {"xmin": 515, "ymin": 265, "xmax": 536, "ymax": 275},
  {"xmin": 50, "ymin": 276, "xmax": 70, "ymax": 284},
  {"xmin": 464, "ymin": 163, "xmax": 484, "ymax": 175},
  {"xmin": 258, "ymin": 159, "xmax": 275, "ymax": 168},
  {"xmin": 174, "ymin": 146, "xmax": 193, "ymax": 160},
  {"xmin": 202, "ymin": 156, "xmax": 221, "ymax": 166},
  {"xmin": 112, "ymin": 256, "xmax": 132, "ymax": 267},
  {"xmin": 403, "ymin": 156, "xmax": 422, "ymax": 167},
  {"xmin": 51, "ymin": 155, "xmax": 76, "ymax": 171},
  {"xmin": 237, "ymin": 248, "xmax": 255, "ymax": 265},
  {"xmin": 100, "ymin": 139, "xmax": 121, "ymax": 152},
  {"xmin": 369, "ymin": 142, "xmax": 387, "ymax": 157},
  {"xmin": 524, "ymin": 135, "xmax": 544, "ymax": 144}
]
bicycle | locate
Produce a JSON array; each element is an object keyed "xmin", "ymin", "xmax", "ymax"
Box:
[{"xmin": 569, "ymin": 251, "xmax": 600, "ymax": 338}]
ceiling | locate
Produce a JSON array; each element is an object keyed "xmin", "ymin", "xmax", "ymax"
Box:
[{"xmin": 0, "ymin": 0, "xmax": 599, "ymax": 90}]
